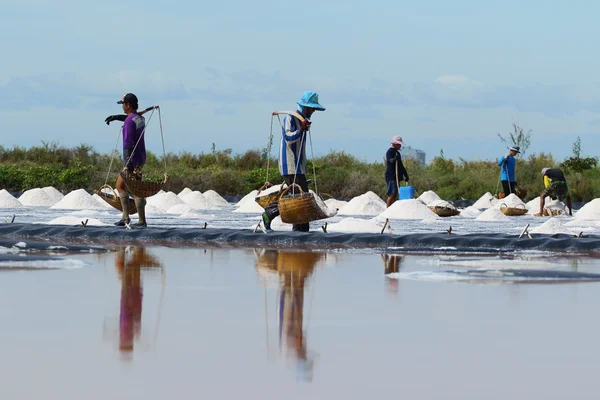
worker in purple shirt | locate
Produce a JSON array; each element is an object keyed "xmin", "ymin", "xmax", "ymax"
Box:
[{"xmin": 105, "ymin": 93, "xmax": 148, "ymax": 228}]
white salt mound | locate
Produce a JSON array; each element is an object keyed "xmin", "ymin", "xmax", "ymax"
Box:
[
  {"xmin": 495, "ymin": 193, "xmax": 527, "ymax": 209},
  {"xmin": 377, "ymin": 199, "xmax": 437, "ymax": 220},
  {"xmin": 145, "ymin": 204, "xmax": 162, "ymax": 215},
  {"xmin": 178, "ymin": 187, "xmax": 193, "ymax": 198},
  {"xmin": 475, "ymin": 207, "xmax": 510, "ymax": 222},
  {"xmin": 19, "ymin": 188, "xmax": 57, "ymax": 207},
  {"xmin": 460, "ymin": 206, "xmax": 483, "ymax": 218},
  {"xmin": 42, "ymin": 186, "xmax": 64, "ymax": 203},
  {"xmin": 326, "ymin": 217, "xmax": 382, "ymax": 234},
  {"xmin": 203, "ymin": 189, "xmax": 230, "ymax": 206},
  {"xmin": 47, "ymin": 216, "xmax": 106, "ymax": 226},
  {"xmin": 473, "ymin": 192, "xmax": 498, "ymax": 209},
  {"xmin": 236, "ymin": 190, "xmax": 259, "ymax": 208},
  {"xmin": 526, "ymin": 196, "xmax": 565, "ymax": 215},
  {"xmin": 338, "ymin": 191, "xmax": 386, "ymax": 216},
  {"xmin": 574, "ymin": 198, "xmax": 600, "ymax": 220},
  {"xmin": 530, "ymin": 218, "xmax": 575, "ymax": 235},
  {"xmin": 51, "ymin": 189, "xmax": 104, "ymax": 210},
  {"xmin": 325, "ymin": 198, "xmax": 348, "ymax": 211},
  {"xmin": 418, "ymin": 190, "xmax": 442, "ymax": 206},
  {"xmin": 182, "ymin": 191, "xmax": 212, "ymax": 210},
  {"xmin": 0, "ymin": 189, "xmax": 23, "ymax": 208},
  {"xmin": 234, "ymin": 195, "xmax": 265, "ymax": 213},
  {"xmin": 147, "ymin": 191, "xmax": 185, "ymax": 212},
  {"xmin": 93, "ymin": 193, "xmax": 116, "ymax": 209},
  {"xmin": 167, "ymin": 204, "xmax": 195, "ymax": 214}
]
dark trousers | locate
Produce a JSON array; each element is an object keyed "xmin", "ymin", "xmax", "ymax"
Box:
[
  {"xmin": 264, "ymin": 174, "xmax": 310, "ymax": 232},
  {"xmin": 501, "ymin": 180, "xmax": 517, "ymax": 195}
]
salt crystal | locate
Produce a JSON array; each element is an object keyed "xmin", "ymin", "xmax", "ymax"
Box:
[
  {"xmin": 417, "ymin": 190, "xmax": 442, "ymax": 206},
  {"xmin": 166, "ymin": 204, "xmax": 195, "ymax": 214},
  {"xmin": 326, "ymin": 217, "xmax": 382, "ymax": 233},
  {"xmin": 494, "ymin": 193, "xmax": 527, "ymax": 209},
  {"xmin": 526, "ymin": 196, "xmax": 565, "ymax": 214},
  {"xmin": 178, "ymin": 187, "xmax": 193, "ymax": 198},
  {"xmin": 325, "ymin": 198, "xmax": 348, "ymax": 211},
  {"xmin": 203, "ymin": 189, "xmax": 230, "ymax": 206},
  {"xmin": 42, "ymin": 186, "xmax": 64, "ymax": 203},
  {"xmin": 146, "ymin": 191, "xmax": 185, "ymax": 212},
  {"xmin": 338, "ymin": 191, "xmax": 386, "ymax": 216},
  {"xmin": 51, "ymin": 189, "xmax": 104, "ymax": 210},
  {"xmin": 19, "ymin": 188, "xmax": 57, "ymax": 207},
  {"xmin": 47, "ymin": 216, "xmax": 106, "ymax": 226},
  {"xmin": 530, "ymin": 218, "xmax": 575, "ymax": 235},
  {"xmin": 473, "ymin": 192, "xmax": 498, "ymax": 209},
  {"xmin": 460, "ymin": 206, "xmax": 483, "ymax": 218},
  {"xmin": 0, "ymin": 189, "xmax": 23, "ymax": 208},
  {"xmin": 236, "ymin": 190, "xmax": 259, "ymax": 208},
  {"xmin": 93, "ymin": 193, "xmax": 116, "ymax": 209},
  {"xmin": 574, "ymin": 198, "xmax": 600, "ymax": 220},
  {"xmin": 182, "ymin": 191, "xmax": 212, "ymax": 210},
  {"xmin": 475, "ymin": 207, "xmax": 510, "ymax": 222},
  {"xmin": 377, "ymin": 199, "xmax": 437, "ymax": 220}
]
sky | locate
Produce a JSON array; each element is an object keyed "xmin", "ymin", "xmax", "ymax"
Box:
[{"xmin": 2, "ymin": 0, "xmax": 600, "ymax": 164}]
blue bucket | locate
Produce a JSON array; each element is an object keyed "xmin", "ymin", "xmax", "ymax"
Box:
[{"xmin": 399, "ymin": 185, "xmax": 415, "ymax": 200}]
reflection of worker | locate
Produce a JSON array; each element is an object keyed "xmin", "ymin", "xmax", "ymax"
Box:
[
  {"xmin": 382, "ymin": 254, "xmax": 403, "ymax": 298},
  {"xmin": 114, "ymin": 246, "xmax": 162, "ymax": 357},
  {"xmin": 256, "ymin": 250, "xmax": 321, "ymax": 381}
]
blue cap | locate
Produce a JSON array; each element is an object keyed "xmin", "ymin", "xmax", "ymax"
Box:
[{"xmin": 297, "ymin": 91, "xmax": 325, "ymax": 111}]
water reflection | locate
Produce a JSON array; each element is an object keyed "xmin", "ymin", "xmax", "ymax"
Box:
[
  {"xmin": 382, "ymin": 254, "xmax": 403, "ymax": 298},
  {"xmin": 106, "ymin": 246, "xmax": 165, "ymax": 360},
  {"xmin": 255, "ymin": 249, "xmax": 323, "ymax": 382}
]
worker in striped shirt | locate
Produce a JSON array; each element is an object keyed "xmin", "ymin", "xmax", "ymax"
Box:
[{"xmin": 262, "ymin": 91, "xmax": 326, "ymax": 232}]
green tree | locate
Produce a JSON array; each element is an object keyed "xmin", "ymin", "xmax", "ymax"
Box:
[
  {"xmin": 561, "ymin": 136, "xmax": 598, "ymax": 173},
  {"xmin": 497, "ymin": 123, "xmax": 532, "ymax": 155}
]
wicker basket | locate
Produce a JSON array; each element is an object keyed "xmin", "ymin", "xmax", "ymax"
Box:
[
  {"xmin": 254, "ymin": 182, "xmax": 285, "ymax": 209},
  {"xmin": 95, "ymin": 184, "xmax": 137, "ymax": 215},
  {"xmin": 543, "ymin": 208, "xmax": 564, "ymax": 216},
  {"xmin": 499, "ymin": 202, "xmax": 529, "ymax": 216},
  {"xmin": 278, "ymin": 184, "xmax": 337, "ymax": 224},
  {"xmin": 428, "ymin": 205, "xmax": 460, "ymax": 217},
  {"xmin": 120, "ymin": 171, "xmax": 167, "ymax": 198}
]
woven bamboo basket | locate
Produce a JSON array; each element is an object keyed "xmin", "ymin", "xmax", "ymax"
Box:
[
  {"xmin": 278, "ymin": 184, "xmax": 337, "ymax": 225},
  {"xmin": 120, "ymin": 171, "xmax": 167, "ymax": 198},
  {"xmin": 94, "ymin": 184, "xmax": 137, "ymax": 215},
  {"xmin": 428, "ymin": 205, "xmax": 460, "ymax": 217},
  {"xmin": 254, "ymin": 182, "xmax": 285, "ymax": 209},
  {"xmin": 542, "ymin": 208, "xmax": 564, "ymax": 217},
  {"xmin": 499, "ymin": 203, "xmax": 529, "ymax": 216}
]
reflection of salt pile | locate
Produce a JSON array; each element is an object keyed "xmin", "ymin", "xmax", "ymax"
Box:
[
  {"xmin": 526, "ymin": 196, "xmax": 565, "ymax": 214},
  {"xmin": 378, "ymin": 199, "xmax": 437, "ymax": 220},
  {"xmin": 181, "ymin": 191, "xmax": 212, "ymax": 210},
  {"xmin": 473, "ymin": 192, "xmax": 498, "ymax": 209},
  {"xmin": 530, "ymin": 218, "xmax": 575, "ymax": 235},
  {"xmin": 495, "ymin": 193, "xmax": 527, "ymax": 209},
  {"xmin": 0, "ymin": 189, "xmax": 23, "ymax": 208},
  {"xmin": 19, "ymin": 188, "xmax": 57, "ymax": 207},
  {"xmin": 47, "ymin": 216, "xmax": 106, "ymax": 226},
  {"xmin": 574, "ymin": 198, "xmax": 600, "ymax": 220},
  {"xmin": 338, "ymin": 191, "xmax": 386, "ymax": 216},
  {"xmin": 51, "ymin": 189, "xmax": 104, "ymax": 210},
  {"xmin": 475, "ymin": 207, "xmax": 510, "ymax": 222},
  {"xmin": 147, "ymin": 191, "xmax": 185, "ymax": 212},
  {"xmin": 417, "ymin": 190, "xmax": 441, "ymax": 206},
  {"xmin": 203, "ymin": 190, "xmax": 230, "ymax": 207},
  {"xmin": 178, "ymin": 187, "xmax": 193, "ymax": 198},
  {"xmin": 459, "ymin": 206, "xmax": 482, "ymax": 217},
  {"xmin": 325, "ymin": 198, "xmax": 348, "ymax": 211},
  {"xmin": 43, "ymin": 186, "xmax": 64, "ymax": 203},
  {"xmin": 326, "ymin": 217, "xmax": 382, "ymax": 233}
]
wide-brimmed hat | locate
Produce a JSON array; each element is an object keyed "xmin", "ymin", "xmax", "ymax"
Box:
[
  {"xmin": 509, "ymin": 146, "xmax": 521, "ymax": 153},
  {"xmin": 391, "ymin": 135, "xmax": 404, "ymax": 146},
  {"xmin": 297, "ymin": 91, "xmax": 325, "ymax": 111}
]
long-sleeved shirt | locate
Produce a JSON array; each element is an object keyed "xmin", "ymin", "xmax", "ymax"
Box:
[
  {"xmin": 497, "ymin": 154, "xmax": 516, "ymax": 181},
  {"xmin": 278, "ymin": 113, "xmax": 308, "ymax": 176},
  {"xmin": 123, "ymin": 113, "xmax": 146, "ymax": 167},
  {"xmin": 385, "ymin": 148, "xmax": 409, "ymax": 181}
]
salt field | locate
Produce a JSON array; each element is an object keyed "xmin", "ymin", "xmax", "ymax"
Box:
[{"xmin": 0, "ymin": 186, "xmax": 594, "ymax": 237}]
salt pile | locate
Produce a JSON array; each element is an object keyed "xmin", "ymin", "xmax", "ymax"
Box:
[
  {"xmin": 325, "ymin": 198, "xmax": 348, "ymax": 211},
  {"xmin": 233, "ymin": 189, "xmax": 264, "ymax": 214},
  {"xmin": 475, "ymin": 207, "xmax": 510, "ymax": 222},
  {"xmin": 51, "ymin": 189, "xmax": 104, "ymax": 210},
  {"xmin": 0, "ymin": 189, "xmax": 23, "ymax": 208},
  {"xmin": 473, "ymin": 192, "xmax": 498, "ymax": 209},
  {"xmin": 530, "ymin": 218, "xmax": 575, "ymax": 235},
  {"xmin": 47, "ymin": 216, "xmax": 106, "ymax": 226},
  {"xmin": 42, "ymin": 186, "xmax": 64, "ymax": 203},
  {"xmin": 147, "ymin": 191, "xmax": 185, "ymax": 212},
  {"xmin": 19, "ymin": 188, "xmax": 58, "ymax": 207},
  {"xmin": 417, "ymin": 190, "xmax": 442, "ymax": 206},
  {"xmin": 574, "ymin": 198, "xmax": 600, "ymax": 220},
  {"xmin": 326, "ymin": 217, "xmax": 382, "ymax": 233},
  {"xmin": 526, "ymin": 196, "xmax": 565, "ymax": 215},
  {"xmin": 494, "ymin": 193, "xmax": 527, "ymax": 209},
  {"xmin": 203, "ymin": 190, "xmax": 230, "ymax": 206},
  {"xmin": 460, "ymin": 206, "xmax": 483, "ymax": 218},
  {"xmin": 166, "ymin": 204, "xmax": 195, "ymax": 214},
  {"xmin": 377, "ymin": 199, "xmax": 437, "ymax": 220},
  {"xmin": 338, "ymin": 191, "xmax": 386, "ymax": 216},
  {"xmin": 93, "ymin": 193, "xmax": 116, "ymax": 209},
  {"xmin": 178, "ymin": 187, "xmax": 193, "ymax": 198},
  {"xmin": 235, "ymin": 190, "xmax": 259, "ymax": 207},
  {"xmin": 182, "ymin": 191, "xmax": 212, "ymax": 210}
]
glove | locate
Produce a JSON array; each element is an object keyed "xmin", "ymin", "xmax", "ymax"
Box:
[
  {"xmin": 123, "ymin": 148, "xmax": 134, "ymax": 171},
  {"xmin": 105, "ymin": 114, "xmax": 127, "ymax": 125}
]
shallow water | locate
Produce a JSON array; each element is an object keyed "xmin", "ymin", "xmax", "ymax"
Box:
[{"xmin": 0, "ymin": 244, "xmax": 599, "ymax": 399}]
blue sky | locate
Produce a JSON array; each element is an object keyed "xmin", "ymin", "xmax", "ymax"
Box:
[{"xmin": 2, "ymin": 0, "xmax": 600, "ymax": 163}]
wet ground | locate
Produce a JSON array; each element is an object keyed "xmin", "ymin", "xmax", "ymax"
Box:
[{"xmin": 0, "ymin": 243, "xmax": 599, "ymax": 399}]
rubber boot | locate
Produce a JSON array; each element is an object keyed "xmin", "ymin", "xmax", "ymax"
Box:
[
  {"xmin": 133, "ymin": 198, "xmax": 147, "ymax": 228},
  {"xmin": 115, "ymin": 192, "xmax": 130, "ymax": 226}
]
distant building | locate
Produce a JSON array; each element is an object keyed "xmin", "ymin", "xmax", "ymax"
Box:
[{"xmin": 401, "ymin": 146, "xmax": 426, "ymax": 164}]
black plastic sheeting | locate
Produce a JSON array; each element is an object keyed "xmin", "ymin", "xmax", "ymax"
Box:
[{"xmin": 0, "ymin": 223, "xmax": 599, "ymax": 254}]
